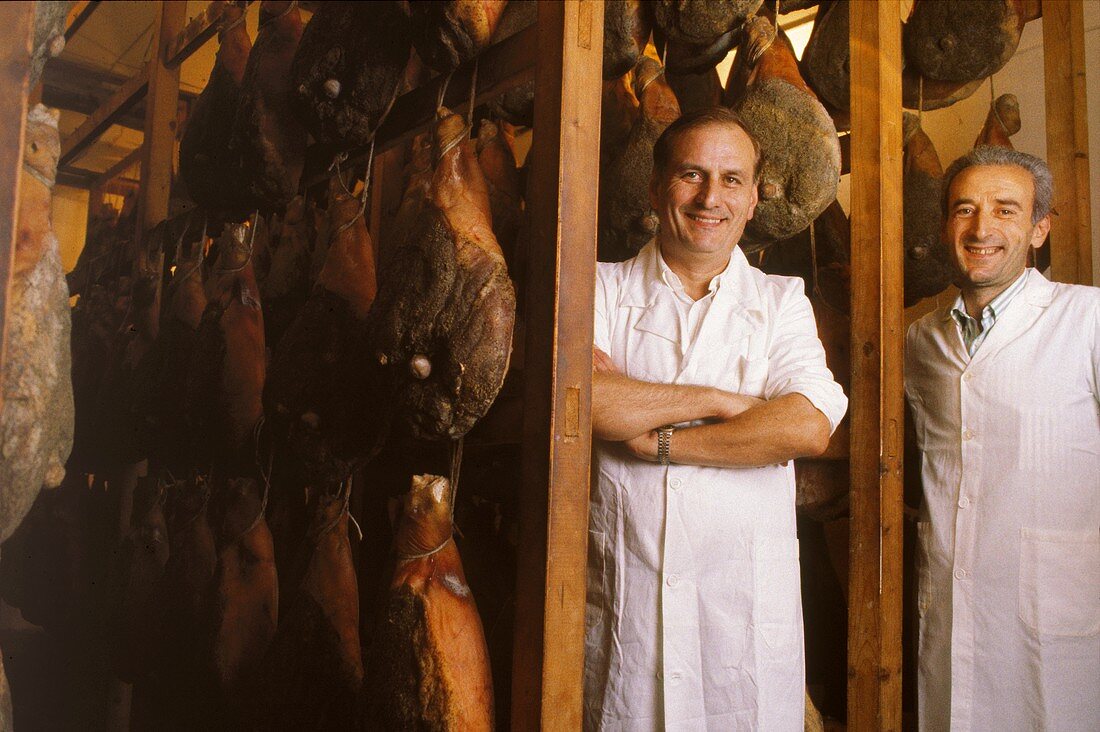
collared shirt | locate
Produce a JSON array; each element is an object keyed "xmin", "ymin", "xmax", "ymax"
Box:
[
  {"xmin": 950, "ymin": 269, "xmax": 1031, "ymax": 356},
  {"xmin": 655, "ymin": 245, "xmax": 734, "ymax": 355}
]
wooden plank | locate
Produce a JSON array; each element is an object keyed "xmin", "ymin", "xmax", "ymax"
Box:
[
  {"xmin": 512, "ymin": 2, "xmax": 603, "ymax": 729},
  {"xmin": 847, "ymin": 2, "xmax": 905, "ymax": 731},
  {"xmin": 59, "ymin": 62, "xmax": 149, "ymax": 168},
  {"xmin": 96, "ymin": 145, "xmax": 144, "ymax": 189},
  {"xmin": 0, "ymin": 2, "xmax": 35, "ymax": 417},
  {"xmin": 165, "ymin": 0, "xmax": 251, "ymax": 69},
  {"xmin": 1043, "ymin": 0, "xmax": 1093, "ymax": 285},
  {"xmin": 64, "ymin": 0, "xmax": 100, "ymax": 40},
  {"xmin": 137, "ymin": 1, "xmax": 187, "ymax": 241}
]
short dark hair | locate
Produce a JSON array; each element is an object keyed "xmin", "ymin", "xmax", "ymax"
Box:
[
  {"xmin": 942, "ymin": 145, "xmax": 1054, "ymax": 225},
  {"xmin": 652, "ymin": 106, "xmax": 763, "ymax": 181}
]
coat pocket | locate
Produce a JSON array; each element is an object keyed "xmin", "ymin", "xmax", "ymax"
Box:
[
  {"xmin": 738, "ymin": 356, "xmax": 770, "ymax": 398},
  {"xmin": 916, "ymin": 521, "xmax": 933, "ymax": 618},
  {"xmin": 1018, "ymin": 527, "xmax": 1100, "ymax": 637}
]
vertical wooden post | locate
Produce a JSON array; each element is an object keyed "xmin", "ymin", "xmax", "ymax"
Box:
[
  {"xmin": 848, "ymin": 2, "xmax": 904, "ymax": 730},
  {"xmin": 1043, "ymin": 0, "xmax": 1093, "ymax": 285},
  {"xmin": 0, "ymin": 1, "xmax": 35, "ymax": 416},
  {"xmin": 512, "ymin": 1, "xmax": 603, "ymax": 729},
  {"xmin": 137, "ymin": 0, "xmax": 187, "ymax": 241}
]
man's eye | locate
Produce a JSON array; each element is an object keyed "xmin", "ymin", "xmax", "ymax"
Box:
[
  {"xmin": 682, "ymin": 171, "xmax": 700, "ymax": 180},
  {"xmin": 954, "ymin": 207, "xmax": 974, "ymax": 216},
  {"xmin": 724, "ymin": 176, "xmax": 740, "ymax": 185}
]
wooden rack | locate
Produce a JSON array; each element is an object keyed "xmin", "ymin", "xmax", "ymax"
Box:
[{"xmin": 0, "ymin": 2, "xmax": 1092, "ymax": 729}]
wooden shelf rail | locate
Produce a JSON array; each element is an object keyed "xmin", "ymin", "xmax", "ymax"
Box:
[
  {"xmin": 64, "ymin": 0, "xmax": 100, "ymax": 41},
  {"xmin": 59, "ymin": 62, "xmax": 149, "ymax": 168}
]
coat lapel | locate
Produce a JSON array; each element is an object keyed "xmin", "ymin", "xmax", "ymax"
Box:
[{"xmin": 968, "ymin": 270, "xmax": 1054, "ymax": 369}]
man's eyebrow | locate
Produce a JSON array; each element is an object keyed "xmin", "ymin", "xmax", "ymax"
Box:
[
  {"xmin": 672, "ymin": 162, "xmax": 751, "ymax": 176},
  {"xmin": 993, "ymin": 197, "xmax": 1022, "ymax": 209}
]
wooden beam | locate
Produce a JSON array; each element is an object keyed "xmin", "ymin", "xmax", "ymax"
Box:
[
  {"xmin": 137, "ymin": 1, "xmax": 187, "ymax": 240},
  {"xmin": 65, "ymin": 0, "xmax": 100, "ymax": 40},
  {"xmin": 512, "ymin": 2, "xmax": 603, "ymax": 729},
  {"xmin": 1043, "ymin": 0, "xmax": 1093, "ymax": 285},
  {"xmin": 0, "ymin": 2, "xmax": 35, "ymax": 417},
  {"xmin": 97, "ymin": 145, "xmax": 144, "ymax": 189},
  {"xmin": 848, "ymin": 2, "xmax": 905, "ymax": 730},
  {"xmin": 59, "ymin": 63, "xmax": 149, "ymax": 168},
  {"xmin": 165, "ymin": 0, "xmax": 251, "ymax": 69}
]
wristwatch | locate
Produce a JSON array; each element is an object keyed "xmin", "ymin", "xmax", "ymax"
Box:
[{"xmin": 657, "ymin": 425, "xmax": 675, "ymax": 466}]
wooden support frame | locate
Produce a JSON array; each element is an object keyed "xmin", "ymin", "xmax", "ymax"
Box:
[
  {"xmin": 137, "ymin": 1, "xmax": 187, "ymax": 240},
  {"xmin": 59, "ymin": 62, "xmax": 149, "ymax": 168},
  {"xmin": 0, "ymin": 2, "xmax": 35, "ymax": 416},
  {"xmin": 165, "ymin": 0, "xmax": 251, "ymax": 69},
  {"xmin": 848, "ymin": 2, "xmax": 905, "ymax": 730},
  {"xmin": 64, "ymin": 0, "xmax": 100, "ymax": 41},
  {"xmin": 512, "ymin": 1, "xmax": 603, "ymax": 728},
  {"xmin": 1043, "ymin": 0, "xmax": 1093, "ymax": 285}
]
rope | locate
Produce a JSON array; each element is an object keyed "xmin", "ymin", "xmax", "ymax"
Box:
[
  {"xmin": 212, "ymin": 211, "xmax": 259, "ymax": 273},
  {"xmin": 636, "ymin": 63, "xmax": 665, "ymax": 97},
  {"xmin": 259, "ymin": 0, "xmax": 295, "ymax": 28},
  {"xmin": 466, "ymin": 57, "xmax": 479, "ymax": 128},
  {"xmin": 333, "ymin": 139, "xmax": 375, "ymax": 237},
  {"xmin": 448, "ymin": 437, "xmax": 463, "ymax": 522},
  {"xmin": 437, "ymin": 68, "xmax": 456, "ymax": 112},
  {"xmin": 397, "ymin": 536, "xmax": 453, "ymax": 562}
]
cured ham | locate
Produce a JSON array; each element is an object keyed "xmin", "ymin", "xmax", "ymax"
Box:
[
  {"xmin": 904, "ymin": 0, "xmax": 1026, "ymax": 82},
  {"xmin": 1, "ymin": 104, "xmax": 73, "ymax": 539},
  {"xmin": 291, "ymin": 1, "xmax": 412, "ymax": 146},
  {"xmin": 410, "ymin": 0, "xmax": 509, "ymax": 72},
  {"xmin": 666, "ymin": 64, "xmax": 723, "ymax": 115},
  {"xmin": 800, "ymin": 0, "xmax": 849, "ymax": 117},
  {"xmin": 902, "ymin": 114, "xmax": 953, "ymax": 305},
  {"xmin": 726, "ymin": 14, "xmax": 841, "ymax": 248},
  {"xmin": 265, "ymin": 178, "xmax": 380, "ymax": 488},
  {"xmin": 475, "ymin": 118, "xmax": 523, "ymax": 281},
  {"xmin": 180, "ymin": 1, "xmax": 253, "ymax": 213},
  {"xmin": 604, "ymin": 0, "xmax": 652, "ymax": 79},
  {"xmin": 367, "ymin": 108, "xmax": 516, "ymax": 440},
  {"xmin": 974, "ymin": 93, "xmax": 1020, "ymax": 148},
  {"xmin": 367, "ymin": 474, "xmax": 493, "ymax": 729},
  {"xmin": 259, "ymin": 195, "xmax": 314, "ymax": 350},
  {"xmin": 232, "ymin": 0, "xmax": 306, "ymax": 210},
  {"xmin": 598, "ymin": 57, "xmax": 680, "ymax": 262},
  {"xmin": 651, "ymin": 0, "xmax": 762, "ymax": 46}
]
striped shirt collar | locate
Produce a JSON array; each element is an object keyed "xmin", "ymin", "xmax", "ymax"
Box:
[{"xmin": 951, "ymin": 268, "xmax": 1031, "ymax": 356}]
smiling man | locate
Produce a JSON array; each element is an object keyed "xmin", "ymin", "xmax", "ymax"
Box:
[
  {"xmin": 585, "ymin": 107, "xmax": 848, "ymax": 730},
  {"xmin": 905, "ymin": 146, "xmax": 1100, "ymax": 731}
]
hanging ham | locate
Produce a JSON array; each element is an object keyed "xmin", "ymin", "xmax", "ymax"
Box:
[
  {"xmin": 367, "ymin": 108, "xmax": 516, "ymax": 441},
  {"xmin": 902, "ymin": 114, "xmax": 953, "ymax": 305},
  {"xmin": 974, "ymin": 93, "xmax": 1021, "ymax": 148},
  {"xmin": 726, "ymin": 13, "xmax": 841, "ymax": 249},
  {"xmin": 259, "ymin": 195, "xmax": 314, "ymax": 350},
  {"xmin": 366, "ymin": 474, "xmax": 493, "ymax": 729},
  {"xmin": 604, "ymin": 0, "xmax": 653, "ymax": 79},
  {"xmin": 651, "ymin": 0, "xmax": 762, "ymax": 46},
  {"xmin": 180, "ymin": 1, "xmax": 253, "ymax": 214},
  {"xmin": 410, "ymin": 0, "xmax": 510, "ymax": 73},
  {"xmin": 903, "ymin": 0, "xmax": 1026, "ymax": 82}
]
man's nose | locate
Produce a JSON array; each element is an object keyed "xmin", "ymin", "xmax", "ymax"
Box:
[
  {"xmin": 694, "ymin": 179, "xmax": 718, "ymax": 208},
  {"xmin": 969, "ymin": 209, "xmax": 994, "ymax": 240}
]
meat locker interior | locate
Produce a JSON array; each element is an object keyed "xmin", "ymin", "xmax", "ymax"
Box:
[{"xmin": 0, "ymin": 1, "xmax": 1096, "ymax": 730}]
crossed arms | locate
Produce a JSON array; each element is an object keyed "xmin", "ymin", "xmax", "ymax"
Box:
[{"xmin": 592, "ymin": 348, "xmax": 832, "ymax": 468}]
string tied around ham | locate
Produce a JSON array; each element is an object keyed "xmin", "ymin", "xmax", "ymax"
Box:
[
  {"xmin": 212, "ymin": 210, "xmax": 259, "ymax": 273},
  {"xmin": 259, "ymin": 0, "xmax": 296, "ymax": 29}
]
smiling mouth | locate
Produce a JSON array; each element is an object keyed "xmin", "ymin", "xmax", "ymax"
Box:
[
  {"xmin": 685, "ymin": 212, "xmax": 724, "ymax": 225},
  {"xmin": 964, "ymin": 245, "xmax": 1002, "ymax": 255}
]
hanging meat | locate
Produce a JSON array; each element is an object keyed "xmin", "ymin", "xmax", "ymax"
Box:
[
  {"xmin": 604, "ymin": 0, "xmax": 653, "ymax": 79},
  {"xmin": 726, "ymin": 14, "xmax": 841, "ymax": 249},
  {"xmin": 974, "ymin": 92, "xmax": 1020, "ymax": 148},
  {"xmin": 666, "ymin": 64, "xmax": 723, "ymax": 115},
  {"xmin": 651, "ymin": 0, "xmax": 762, "ymax": 46},
  {"xmin": 485, "ymin": 1, "xmax": 536, "ymax": 127},
  {"xmin": 180, "ymin": 1, "xmax": 253, "ymax": 214},
  {"xmin": 1, "ymin": 104, "xmax": 73, "ymax": 542},
  {"xmin": 257, "ymin": 195, "xmax": 314, "ymax": 350},
  {"xmin": 232, "ymin": 0, "xmax": 306, "ymax": 211},
  {"xmin": 210, "ymin": 477, "xmax": 278, "ymax": 696},
  {"xmin": 367, "ymin": 108, "xmax": 516, "ymax": 441},
  {"xmin": 252, "ymin": 487, "xmax": 363, "ymax": 729},
  {"xmin": 290, "ymin": 1, "xmax": 412, "ymax": 147},
  {"xmin": 476, "ymin": 118, "xmax": 523, "ymax": 280},
  {"xmin": 410, "ymin": 0, "xmax": 510, "ymax": 73},
  {"xmin": 800, "ymin": 0, "xmax": 850, "ymax": 118},
  {"xmin": 186, "ymin": 221, "xmax": 266, "ymax": 473},
  {"xmin": 598, "ymin": 56, "xmax": 680, "ymax": 262},
  {"xmin": 902, "ymin": 114, "xmax": 953, "ymax": 305},
  {"xmin": 366, "ymin": 474, "xmax": 493, "ymax": 729},
  {"xmin": 265, "ymin": 178, "xmax": 380, "ymax": 489},
  {"xmin": 904, "ymin": 0, "xmax": 1026, "ymax": 82}
]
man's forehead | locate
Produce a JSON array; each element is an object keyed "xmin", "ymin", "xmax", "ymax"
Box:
[{"xmin": 948, "ymin": 164, "xmax": 1035, "ymax": 201}]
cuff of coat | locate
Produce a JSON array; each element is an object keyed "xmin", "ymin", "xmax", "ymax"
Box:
[{"xmin": 780, "ymin": 380, "xmax": 849, "ymax": 435}]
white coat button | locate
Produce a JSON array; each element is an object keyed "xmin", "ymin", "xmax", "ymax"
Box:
[
  {"xmin": 670, "ymin": 477, "xmax": 683, "ymax": 490},
  {"xmin": 666, "ymin": 574, "xmax": 680, "ymax": 587},
  {"xmin": 954, "ymin": 568, "xmax": 966, "ymax": 580},
  {"xmin": 963, "ymin": 372, "xmax": 974, "ymax": 382},
  {"xmin": 958, "ymin": 496, "xmax": 970, "ymax": 509},
  {"xmin": 668, "ymin": 670, "xmax": 682, "ymax": 683},
  {"xmin": 962, "ymin": 429, "xmax": 974, "ymax": 441}
]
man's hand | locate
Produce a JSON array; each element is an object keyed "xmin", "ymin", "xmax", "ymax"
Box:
[
  {"xmin": 593, "ymin": 347, "xmax": 619, "ymax": 375},
  {"xmin": 624, "ymin": 429, "xmax": 658, "ymax": 462}
]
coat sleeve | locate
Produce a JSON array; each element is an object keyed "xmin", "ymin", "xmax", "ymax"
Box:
[
  {"xmin": 593, "ymin": 262, "xmax": 614, "ymax": 355},
  {"xmin": 763, "ymin": 279, "xmax": 849, "ymax": 434}
]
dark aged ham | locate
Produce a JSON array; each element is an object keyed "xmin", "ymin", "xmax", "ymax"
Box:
[
  {"xmin": 180, "ymin": 1, "xmax": 252, "ymax": 213},
  {"xmin": 1, "ymin": 104, "xmax": 73, "ymax": 541},
  {"xmin": 665, "ymin": 33, "xmax": 739, "ymax": 75},
  {"xmin": 599, "ymin": 57, "xmax": 680, "ymax": 262},
  {"xmin": 800, "ymin": 0, "xmax": 850, "ymax": 117},
  {"xmin": 367, "ymin": 474, "xmax": 493, "ymax": 729},
  {"xmin": 475, "ymin": 119, "xmax": 523, "ymax": 280},
  {"xmin": 726, "ymin": 14, "xmax": 841, "ymax": 249},
  {"xmin": 259, "ymin": 195, "xmax": 314, "ymax": 349},
  {"xmin": 485, "ymin": 1, "xmax": 535, "ymax": 127},
  {"xmin": 903, "ymin": 114, "xmax": 953, "ymax": 305},
  {"xmin": 291, "ymin": 1, "xmax": 412, "ymax": 147},
  {"xmin": 187, "ymin": 222, "xmax": 266, "ymax": 472},
  {"xmin": 666, "ymin": 64, "xmax": 723, "ymax": 115},
  {"xmin": 253, "ymin": 488, "xmax": 363, "ymax": 729},
  {"xmin": 410, "ymin": 0, "xmax": 509, "ymax": 73},
  {"xmin": 975, "ymin": 93, "xmax": 1021, "ymax": 148},
  {"xmin": 604, "ymin": 0, "xmax": 653, "ymax": 79},
  {"xmin": 29, "ymin": 1, "xmax": 69, "ymax": 87},
  {"xmin": 367, "ymin": 108, "xmax": 516, "ymax": 441},
  {"xmin": 904, "ymin": 0, "xmax": 1026, "ymax": 82},
  {"xmin": 210, "ymin": 477, "xmax": 278, "ymax": 696},
  {"xmin": 265, "ymin": 179, "xmax": 380, "ymax": 488},
  {"xmin": 651, "ymin": 0, "xmax": 762, "ymax": 45},
  {"xmin": 233, "ymin": 0, "xmax": 306, "ymax": 210}
]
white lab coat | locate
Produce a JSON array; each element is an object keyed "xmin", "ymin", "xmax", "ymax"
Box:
[
  {"xmin": 905, "ymin": 270, "xmax": 1100, "ymax": 731},
  {"xmin": 586, "ymin": 242, "xmax": 848, "ymax": 731}
]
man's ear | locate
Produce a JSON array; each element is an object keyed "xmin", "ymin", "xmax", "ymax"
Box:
[
  {"xmin": 746, "ymin": 178, "xmax": 759, "ymax": 221},
  {"xmin": 1030, "ymin": 214, "xmax": 1051, "ymax": 249}
]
